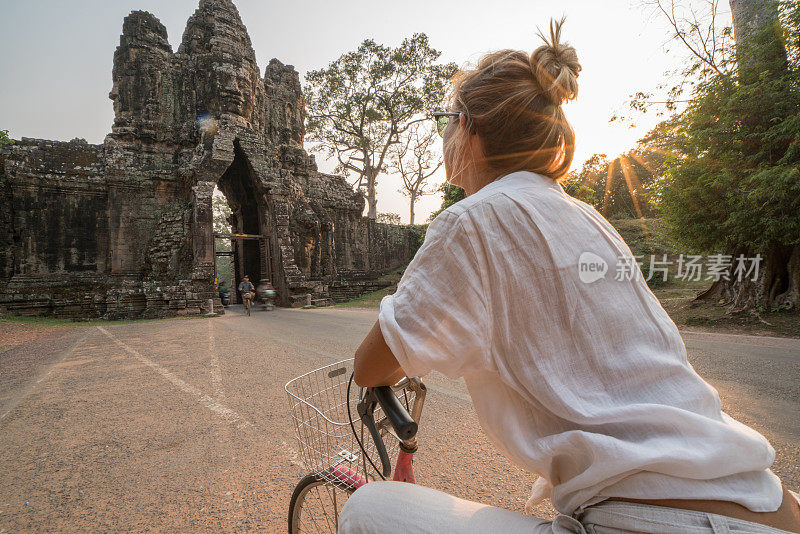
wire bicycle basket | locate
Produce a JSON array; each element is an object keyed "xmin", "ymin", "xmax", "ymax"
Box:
[{"xmin": 285, "ymin": 358, "xmax": 416, "ymax": 489}]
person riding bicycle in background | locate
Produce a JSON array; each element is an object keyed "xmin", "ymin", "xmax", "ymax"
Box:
[
  {"xmin": 341, "ymin": 18, "xmax": 800, "ymax": 534},
  {"xmin": 238, "ymin": 275, "xmax": 254, "ymax": 305}
]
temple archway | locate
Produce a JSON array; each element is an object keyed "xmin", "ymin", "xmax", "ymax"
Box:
[{"xmin": 214, "ymin": 139, "xmax": 277, "ymax": 303}]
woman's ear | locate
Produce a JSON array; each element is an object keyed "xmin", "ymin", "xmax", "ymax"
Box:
[{"xmin": 460, "ymin": 112, "xmax": 478, "ymax": 137}]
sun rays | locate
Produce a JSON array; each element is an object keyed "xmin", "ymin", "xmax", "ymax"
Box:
[{"xmin": 577, "ymin": 143, "xmax": 674, "ymax": 238}]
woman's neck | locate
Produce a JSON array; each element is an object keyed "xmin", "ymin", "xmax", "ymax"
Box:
[{"xmin": 461, "ymin": 169, "xmax": 498, "ymax": 197}]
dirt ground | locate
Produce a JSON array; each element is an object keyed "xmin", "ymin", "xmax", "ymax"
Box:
[
  {"xmin": 0, "ymin": 321, "xmax": 69, "ymax": 353},
  {"xmin": 0, "ymin": 309, "xmax": 798, "ymax": 532}
]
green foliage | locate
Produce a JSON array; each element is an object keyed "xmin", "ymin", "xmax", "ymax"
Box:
[
  {"xmin": 567, "ymin": 151, "xmax": 661, "ymax": 219},
  {"xmin": 609, "ymin": 218, "xmax": 686, "ymax": 290},
  {"xmin": 427, "ymin": 182, "xmax": 465, "ymax": 222},
  {"xmin": 562, "ymin": 176, "xmax": 596, "ymax": 205},
  {"xmin": 377, "ymin": 212, "xmax": 401, "ymax": 224},
  {"xmin": 613, "ymin": 1, "xmax": 737, "ymax": 127},
  {"xmin": 408, "ymin": 223, "xmax": 428, "ymax": 252},
  {"xmin": 661, "ymin": 1, "xmax": 800, "ymax": 254},
  {"xmin": 611, "ymin": 218, "xmax": 683, "ymax": 256},
  {"xmin": 212, "ymin": 195, "xmax": 232, "ymax": 237},
  {"xmin": 212, "ymin": 194, "xmax": 233, "ymax": 287},
  {"xmin": 304, "ymin": 34, "xmax": 458, "ymax": 217},
  {"xmin": 0, "ymin": 129, "xmax": 14, "ymax": 147}
]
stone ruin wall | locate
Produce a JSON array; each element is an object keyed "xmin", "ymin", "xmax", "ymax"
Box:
[{"xmin": 0, "ymin": 0, "xmax": 418, "ymax": 318}]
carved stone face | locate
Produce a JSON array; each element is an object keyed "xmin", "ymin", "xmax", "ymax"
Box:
[
  {"xmin": 180, "ymin": 0, "xmax": 263, "ymax": 125},
  {"xmin": 194, "ymin": 58, "xmax": 259, "ymax": 121}
]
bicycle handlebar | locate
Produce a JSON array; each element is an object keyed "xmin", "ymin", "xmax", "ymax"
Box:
[
  {"xmin": 355, "ymin": 380, "xmax": 421, "ymax": 477},
  {"xmin": 373, "ymin": 386, "xmax": 418, "ymax": 441}
]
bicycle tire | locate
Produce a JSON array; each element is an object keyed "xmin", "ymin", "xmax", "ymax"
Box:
[{"xmin": 288, "ymin": 472, "xmax": 355, "ymax": 534}]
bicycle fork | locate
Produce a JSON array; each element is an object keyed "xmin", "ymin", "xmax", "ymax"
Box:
[
  {"xmin": 392, "ymin": 449, "xmax": 415, "ymax": 484},
  {"xmin": 334, "ymin": 378, "xmax": 425, "ymax": 489}
]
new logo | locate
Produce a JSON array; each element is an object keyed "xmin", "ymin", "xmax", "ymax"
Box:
[{"xmin": 578, "ymin": 252, "xmax": 608, "ymax": 284}]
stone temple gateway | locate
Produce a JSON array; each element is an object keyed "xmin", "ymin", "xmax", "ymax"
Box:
[{"xmin": 0, "ymin": 0, "xmax": 416, "ymax": 318}]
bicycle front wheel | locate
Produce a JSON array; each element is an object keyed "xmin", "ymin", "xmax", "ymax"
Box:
[{"xmin": 288, "ymin": 473, "xmax": 354, "ymax": 534}]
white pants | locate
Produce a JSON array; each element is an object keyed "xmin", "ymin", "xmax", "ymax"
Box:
[{"xmin": 338, "ymin": 481, "xmax": 800, "ymax": 534}]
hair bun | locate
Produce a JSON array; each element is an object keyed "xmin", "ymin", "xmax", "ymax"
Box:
[{"xmin": 529, "ymin": 17, "xmax": 581, "ymax": 106}]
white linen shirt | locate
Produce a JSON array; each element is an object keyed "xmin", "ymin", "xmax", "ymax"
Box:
[{"xmin": 378, "ymin": 170, "xmax": 783, "ymax": 516}]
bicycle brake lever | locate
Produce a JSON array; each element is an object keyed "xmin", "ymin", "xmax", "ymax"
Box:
[{"xmin": 357, "ymin": 389, "xmax": 392, "ymax": 477}]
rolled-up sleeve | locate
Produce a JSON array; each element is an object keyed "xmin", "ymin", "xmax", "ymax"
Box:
[{"xmin": 378, "ymin": 210, "xmax": 491, "ymax": 379}]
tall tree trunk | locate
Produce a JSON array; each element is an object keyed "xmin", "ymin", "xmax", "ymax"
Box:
[
  {"xmin": 697, "ymin": 1, "xmax": 798, "ymax": 311},
  {"xmin": 366, "ymin": 169, "xmax": 378, "ymax": 220},
  {"xmin": 730, "ymin": 0, "xmax": 779, "ymax": 47},
  {"xmin": 409, "ymin": 191, "xmax": 416, "ymax": 226},
  {"xmin": 696, "ymin": 244, "xmax": 800, "ymax": 312},
  {"xmin": 730, "ymin": 0, "xmax": 788, "ymax": 80}
]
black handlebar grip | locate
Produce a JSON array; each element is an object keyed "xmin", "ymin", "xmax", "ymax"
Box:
[{"xmin": 373, "ymin": 386, "xmax": 418, "ymax": 441}]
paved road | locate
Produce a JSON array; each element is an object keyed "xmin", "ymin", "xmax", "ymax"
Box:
[{"xmin": 0, "ymin": 308, "xmax": 798, "ymax": 532}]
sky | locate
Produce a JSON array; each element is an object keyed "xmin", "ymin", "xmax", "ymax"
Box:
[{"xmin": 0, "ymin": 0, "xmax": 729, "ymax": 223}]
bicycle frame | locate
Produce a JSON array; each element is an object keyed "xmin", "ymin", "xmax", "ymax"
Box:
[
  {"xmin": 328, "ymin": 446, "xmax": 415, "ymax": 491},
  {"xmin": 241, "ymin": 291, "xmax": 253, "ymax": 314},
  {"xmin": 330, "ymin": 377, "xmax": 426, "ymax": 490},
  {"xmin": 286, "ymin": 363, "xmax": 428, "ymax": 534}
]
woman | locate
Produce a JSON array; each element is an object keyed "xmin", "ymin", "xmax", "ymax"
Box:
[{"xmin": 340, "ymin": 19, "xmax": 800, "ymax": 534}]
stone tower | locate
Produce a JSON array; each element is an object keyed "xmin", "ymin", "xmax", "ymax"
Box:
[{"xmin": 0, "ymin": 0, "xmax": 415, "ymax": 318}]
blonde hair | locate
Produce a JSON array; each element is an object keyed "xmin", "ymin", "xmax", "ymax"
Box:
[{"xmin": 449, "ymin": 18, "xmax": 581, "ymax": 181}]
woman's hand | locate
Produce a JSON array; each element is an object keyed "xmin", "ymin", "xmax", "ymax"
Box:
[{"xmin": 353, "ymin": 319, "xmax": 405, "ymax": 387}]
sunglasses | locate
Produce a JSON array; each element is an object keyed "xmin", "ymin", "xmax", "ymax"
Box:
[{"xmin": 432, "ymin": 112, "xmax": 461, "ymax": 138}]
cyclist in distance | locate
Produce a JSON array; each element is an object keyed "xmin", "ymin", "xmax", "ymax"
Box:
[
  {"xmin": 340, "ymin": 18, "xmax": 800, "ymax": 534},
  {"xmin": 238, "ymin": 274, "xmax": 255, "ymax": 312}
]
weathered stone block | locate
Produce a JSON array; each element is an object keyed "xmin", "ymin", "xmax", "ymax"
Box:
[{"xmin": 0, "ymin": 0, "xmax": 416, "ymax": 318}]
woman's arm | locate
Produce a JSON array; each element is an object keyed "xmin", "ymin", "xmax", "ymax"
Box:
[{"xmin": 353, "ymin": 319, "xmax": 406, "ymax": 387}]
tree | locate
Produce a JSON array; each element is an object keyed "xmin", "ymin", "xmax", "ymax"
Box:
[
  {"xmin": 389, "ymin": 122, "xmax": 443, "ymax": 225},
  {"xmin": 213, "ymin": 194, "xmax": 233, "ymax": 289},
  {"xmin": 213, "ymin": 194, "xmax": 232, "ymax": 237},
  {"xmin": 427, "ymin": 182, "xmax": 465, "ymax": 222},
  {"xmin": 0, "ymin": 130, "xmax": 13, "ymax": 148},
  {"xmin": 646, "ymin": 0, "xmax": 736, "ymax": 76},
  {"xmin": 567, "ymin": 151, "xmax": 661, "ymax": 219},
  {"xmin": 730, "ymin": 0, "xmax": 789, "ymax": 75},
  {"xmin": 305, "ymin": 34, "xmax": 457, "ymax": 220},
  {"xmin": 615, "ymin": 0, "xmax": 736, "ymax": 126},
  {"xmin": 562, "ymin": 174, "xmax": 597, "ymax": 205},
  {"xmin": 658, "ymin": 0, "xmax": 800, "ymax": 311}
]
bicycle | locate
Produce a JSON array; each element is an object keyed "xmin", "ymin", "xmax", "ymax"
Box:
[
  {"xmin": 285, "ymin": 358, "xmax": 426, "ymax": 533},
  {"xmin": 242, "ymin": 291, "xmax": 253, "ymax": 316}
]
